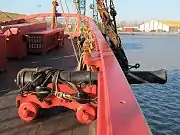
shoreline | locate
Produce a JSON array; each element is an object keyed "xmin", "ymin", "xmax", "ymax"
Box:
[{"xmin": 118, "ymin": 32, "xmax": 180, "ymax": 36}]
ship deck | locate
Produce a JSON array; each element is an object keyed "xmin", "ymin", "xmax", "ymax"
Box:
[{"xmin": 0, "ymin": 38, "xmax": 95, "ymax": 135}]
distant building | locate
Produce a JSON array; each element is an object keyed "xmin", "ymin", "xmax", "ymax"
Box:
[
  {"xmin": 139, "ymin": 20, "xmax": 180, "ymax": 32},
  {"xmin": 117, "ymin": 27, "xmax": 123, "ymax": 32},
  {"xmin": 123, "ymin": 26, "xmax": 139, "ymax": 32}
]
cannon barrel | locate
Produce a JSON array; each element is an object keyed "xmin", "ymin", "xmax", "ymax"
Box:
[
  {"xmin": 125, "ymin": 69, "xmax": 167, "ymax": 84},
  {"xmin": 15, "ymin": 68, "xmax": 98, "ymax": 88},
  {"xmin": 59, "ymin": 71, "xmax": 97, "ymax": 83}
]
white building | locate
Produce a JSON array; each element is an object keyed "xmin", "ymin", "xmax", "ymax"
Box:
[
  {"xmin": 117, "ymin": 27, "xmax": 123, "ymax": 31},
  {"xmin": 139, "ymin": 20, "xmax": 180, "ymax": 32}
]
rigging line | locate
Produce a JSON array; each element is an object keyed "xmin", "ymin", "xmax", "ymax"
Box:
[
  {"xmin": 73, "ymin": 0, "xmax": 84, "ymax": 17},
  {"xmin": 73, "ymin": 0, "xmax": 89, "ymax": 52},
  {"xmin": 65, "ymin": 0, "xmax": 85, "ymax": 28},
  {"xmin": 0, "ymin": 10, "xmax": 13, "ymax": 21},
  {"xmin": 65, "ymin": 0, "xmax": 81, "ymax": 37},
  {"xmin": 73, "ymin": 0, "xmax": 89, "ymax": 26},
  {"xmin": 70, "ymin": 1, "xmax": 84, "ymax": 71},
  {"xmin": 73, "ymin": 1, "xmax": 83, "ymax": 22},
  {"xmin": 62, "ymin": 1, "xmax": 74, "ymax": 28},
  {"xmin": 59, "ymin": 0, "xmax": 80, "ymax": 64},
  {"xmin": 72, "ymin": 1, "xmax": 84, "ymax": 48},
  {"xmin": 73, "ymin": 2, "xmax": 91, "ymax": 71},
  {"xmin": 64, "ymin": 0, "xmax": 82, "ymax": 59},
  {"xmin": 65, "ymin": 0, "xmax": 89, "ymax": 71}
]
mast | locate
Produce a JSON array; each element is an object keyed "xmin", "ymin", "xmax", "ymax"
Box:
[{"xmin": 51, "ymin": 0, "xmax": 59, "ymax": 28}]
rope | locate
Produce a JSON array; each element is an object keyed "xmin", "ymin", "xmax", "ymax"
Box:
[
  {"xmin": 72, "ymin": 1, "xmax": 85, "ymax": 71},
  {"xmin": 73, "ymin": 0, "xmax": 81, "ymax": 14},
  {"xmin": 72, "ymin": 1, "xmax": 94, "ymax": 72},
  {"xmin": 59, "ymin": 0, "xmax": 80, "ymax": 64},
  {"xmin": 64, "ymin": 0, "xmax": 80, "ymax": 33},
  {"xmin": 64, "ymin": 0, "xmax": 88, "ymax": 71},
  {"xmin": 72, "ymin": 1, "xmax": 88, "ymax": 71}
]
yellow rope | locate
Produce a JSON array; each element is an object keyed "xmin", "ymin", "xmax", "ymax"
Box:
[{"xmin": 72, "ymin": 1, "xmax": 87, "ymax": 71}]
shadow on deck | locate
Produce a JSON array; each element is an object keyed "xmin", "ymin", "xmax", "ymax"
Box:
[{"xmin": 0, "ymin": 38, "xmax": 93, "ymax": 135}]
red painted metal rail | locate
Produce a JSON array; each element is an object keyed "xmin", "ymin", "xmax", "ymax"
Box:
[
  {"xmin": 88, "ymin": 20, "xmax": 152, "ymax": 135},
  {"xmin": 18, "ymin": 13, "xmax": 91, "ymax": 37}
]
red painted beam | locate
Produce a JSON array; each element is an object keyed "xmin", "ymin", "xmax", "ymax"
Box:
[
  {"xmin": 88, "ymin": 20, "xmax": 152, "ymax": 135},
  {"xmin": 18, "ymin": 13, "xmax": 91, "ymax": 37},
  {"xmin": 19, "ymin": 13, "xmax": 91, "ymax": 20}
]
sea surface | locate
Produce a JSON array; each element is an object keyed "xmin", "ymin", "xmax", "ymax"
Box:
[{"xmin": 121, "ymin": 35, "xmax": 180, "ymax": 135}]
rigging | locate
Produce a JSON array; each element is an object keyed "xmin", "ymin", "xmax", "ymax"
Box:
[
  {"xmin": 96, "ymin": 0, "xmax": 129, "ymax": 71},
  {"xmin": 75, "ymin": 0, "xmax": 86, "ymax": 15},
  {"xmin": 90, "ymin": 0, "xmax": 98, "ymax": 21}
]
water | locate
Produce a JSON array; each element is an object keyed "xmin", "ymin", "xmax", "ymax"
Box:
[{"xmin": 121, "ymin": 35, "xmax": 180, "ymax": 135}]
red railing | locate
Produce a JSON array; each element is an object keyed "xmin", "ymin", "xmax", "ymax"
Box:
[
  {"xmin": 19, "ymin": 13, "xmax": 91, "ymax": 37},
  {"xmin": 1, "ymin": 13, "xmax": 91, "ymax": 37},
  {"xmin": 88, "ymin": 20, "xmax": 152, "ymax": 135}
]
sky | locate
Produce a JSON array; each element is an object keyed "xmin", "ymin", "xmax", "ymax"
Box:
[{"xmin": 1, "ymin": 0, "xmax": 180, "ymax": 21}]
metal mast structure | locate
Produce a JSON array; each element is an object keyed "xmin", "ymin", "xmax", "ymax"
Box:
[
  {"xmin": 90, "ymin": 0, "xmax": 98, "ymax": 21},
  {"xmin": 77, "ymin": 0, "xmax": 86, "ymax": 15},
  {"xmin": 93, "ymin": 0, "xmax": 98, "ymax": 21}
]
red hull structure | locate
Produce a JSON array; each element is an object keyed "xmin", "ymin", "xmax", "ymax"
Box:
[
  {"xmin": 88, "ymin": 20, "xmax": 152, "ymax": 135},
  {"xmin": 0, "ymin": 1, "xmax": 166, "ymax": 133},
  {"xmin": 2, "ymin": 22, "xmax": 47, "ymax": 59},
  {"xmin": 26, "ymin": 28, "xmax": 64, "ymax": 54}
]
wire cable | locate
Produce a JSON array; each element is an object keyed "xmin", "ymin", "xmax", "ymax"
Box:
[{"xmin": 59, "ymin": 0, "xmax": 80, "ymax": 64}]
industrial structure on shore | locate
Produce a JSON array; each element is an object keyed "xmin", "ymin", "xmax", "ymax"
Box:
[
  {"xmin": 118, "ymin": 20, "xmax": 180, "ymax": 33},
  {"xmin": 139, "ymin": 20, "xmax": 180, "ymax": 32}
]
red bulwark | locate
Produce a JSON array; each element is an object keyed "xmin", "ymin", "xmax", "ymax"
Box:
[
  {"xmin": 26, "ymin": 28, "xmax": 64, "ymax": 54},
  {"xmin": 2, "ymin": 22, "xmax": 47, "ymax": 59},
  {"xmin": 0, "ymin": 34, "xmax": 6, "ymax": 70},
  {"xmin": 88, "ymin": 20, "xmax": 152, "ymax": 135}
]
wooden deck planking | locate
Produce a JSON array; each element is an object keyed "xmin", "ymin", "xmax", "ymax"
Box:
[{"xmin": 0, "ymin": 38, "xmax": 93, "ymax": 135}]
